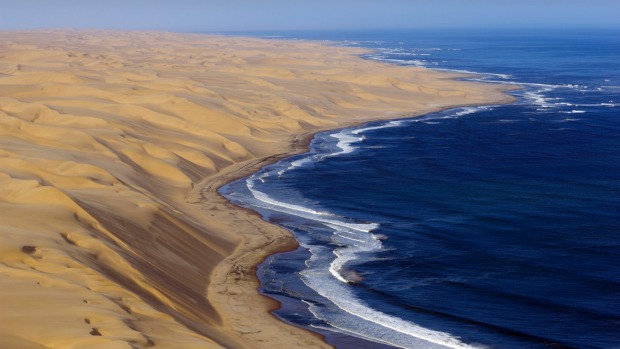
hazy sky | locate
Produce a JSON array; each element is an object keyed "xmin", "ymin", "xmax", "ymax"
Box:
[{"xmin": 1, "ymin": 0, "xmax": 619, "ymax": 32}]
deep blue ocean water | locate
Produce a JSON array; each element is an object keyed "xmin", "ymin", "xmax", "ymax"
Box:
[{"xmin": 220, "ymin": 30, "xmax": 620, "ymax": 349}]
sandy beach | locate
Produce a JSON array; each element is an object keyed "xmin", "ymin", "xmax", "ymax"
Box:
[{"xmin": 0, "ymin": 30, "xmax": 513, "ymax": 349}]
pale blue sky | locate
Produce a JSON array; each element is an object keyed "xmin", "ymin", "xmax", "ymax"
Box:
[{"xmin": 1, "ymin": 0, "xmax": 618, "ymax": 31}]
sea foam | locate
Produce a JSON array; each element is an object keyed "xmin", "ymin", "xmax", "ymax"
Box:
[
  {"xmin": 241, "ymin": 118, "xmax": 488, "ymax": 349},
  {"xmin": 301, "ymin": 249, "xmax": 485, "ymax": 349}
]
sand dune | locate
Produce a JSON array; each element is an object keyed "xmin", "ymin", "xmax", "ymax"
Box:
[{"xmin": 0, "ymin": 30, "xmax": 513, "ymax": 349}]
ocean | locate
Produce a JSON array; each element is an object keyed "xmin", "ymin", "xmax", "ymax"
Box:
[{"xmin": 220, "ymin": 29, "xmax": 620, "ymax": 349}]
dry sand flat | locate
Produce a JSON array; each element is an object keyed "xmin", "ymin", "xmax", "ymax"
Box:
[{"xmin": 0, "ymin": 30, "xmax": 512, "ymax": 349}]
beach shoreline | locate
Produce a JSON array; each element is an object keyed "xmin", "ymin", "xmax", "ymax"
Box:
[
  {"xmin": 0, "ymin": 30, "xmax": 515, "ymax": 349},
  {"xmin": 202, "ymin": 96, "xmax": 517, "ymax": 349}
]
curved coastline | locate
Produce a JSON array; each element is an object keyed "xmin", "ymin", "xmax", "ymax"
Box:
[
  {"xmin": 199, "ymin": 44, "xmax": 515, "ymax": 347},
  {"xmin": 207, "ymin": 99, "xmax": 518, "ymax": 348},
  {"xmin": 0, "ymin": 30, "xmax": 515, "ymax": 349},
  {"xmin": 209, "ymin": 104, "xmax": 517, "ymax": 349}
]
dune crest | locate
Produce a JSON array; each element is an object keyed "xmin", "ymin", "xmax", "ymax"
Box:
[{"xmin": 0, "ymin": 30, "xmax": 512, "ymax": 348}]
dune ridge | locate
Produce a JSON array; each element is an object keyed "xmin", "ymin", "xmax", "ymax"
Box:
[{"xmin": 0, "ymin": 30, "xmax": 513, "ymax": 349}]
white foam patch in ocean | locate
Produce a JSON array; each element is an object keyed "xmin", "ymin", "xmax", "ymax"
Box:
[
  {"xmin": 278, "ymin": 155, "xmax": 316, "ymax": 175},
  {"xmin": 330, "ymin": 131, "xmax": 362, "ymax": 156},
  {"xmin": 482, "ymin": 81, "xmax": 596, "ymax": 110},
  {"xmin": 352, "ymin": 120, "xmax": 406, "ymax": 134},
  {"xmin": 523, "ymin": 89, "xmax": 556, "ymax": 108},
  {"xmin": 425, "ymin": 107, "xmax": 485, "ymax": 120},
  {"xmin": 365, "ymin": 54, "xmax": 429, "ymax": 67},
  {"xmin": 278, "ymin": 120, "xmax": 410, "ymax": 176},
  {"xmin": 246, "ymin": 177, "xmax": 378, "ymax": 233},
  {"xmin": 572, "ymin": 102, "xmax": 618, "ymax": 107},
  {"xmin": 521, "ymin": 88, "xmax": 615, "ymax": 110},
  {"xmin": 562, "ymin": 110, "xmax": 586, "ymax": 114},
  {"xmin": 300, "ymin": 246, "xmax": 485, "ymax": 349},
  {"xmin": 327, "ymin": 224, "xmax": 383, "ymax": 283},
  {"xmin": 452, "ymin": 107, "xmax": 483, "ymax": 117},
  {"xmin": 330, "ymin": 120, "xmax": 408, "ymax": 157},
  {"xmin": 434, "ymin": 68, "xmax": 512, "ymax": 80},
  {"xmin": 483, "ymin": 80, "xmax": 581, "ymax": 89},
  {"xmin": 242, "ymin": 116, "xmax": 491, "ymax": 349},
  {"xmin": 415, "ymin": 47, "xmax": 444, "ymax": 52}
]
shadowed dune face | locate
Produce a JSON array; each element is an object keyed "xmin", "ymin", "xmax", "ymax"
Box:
[{"xmin": 0, "ymin": 30, "xmax": 510, "ymax": 348}]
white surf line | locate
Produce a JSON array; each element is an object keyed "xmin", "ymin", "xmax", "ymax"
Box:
[
  {"xmin": 330, "ymin": 119, "xmax": 410, "ymax": 157},
  {"xmin": 246, "ymin": 177, "xmax": 378, "ymax": 233},
  {"xmin": 308, "ymin": 319, "xmax": 411, "ymax": 349},
  {"xmin": 301, "ymin": 261, "xmax": 485, "ymax": 349},
  {"xmin": 328, "ymin": 226, "xmax": 383, "ymax": 283},
  {"xmin": 277, "ymin": 120, "xmax": 407, "ymax": 175},
  {"xmin": 247, "ymin": 113, "xmax": 487, "ymax": 348}
]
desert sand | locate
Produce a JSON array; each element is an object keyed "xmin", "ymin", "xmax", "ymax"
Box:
[{"xmin": 0, "ymin": 30, "xmax": 513, "ymax": 349}]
